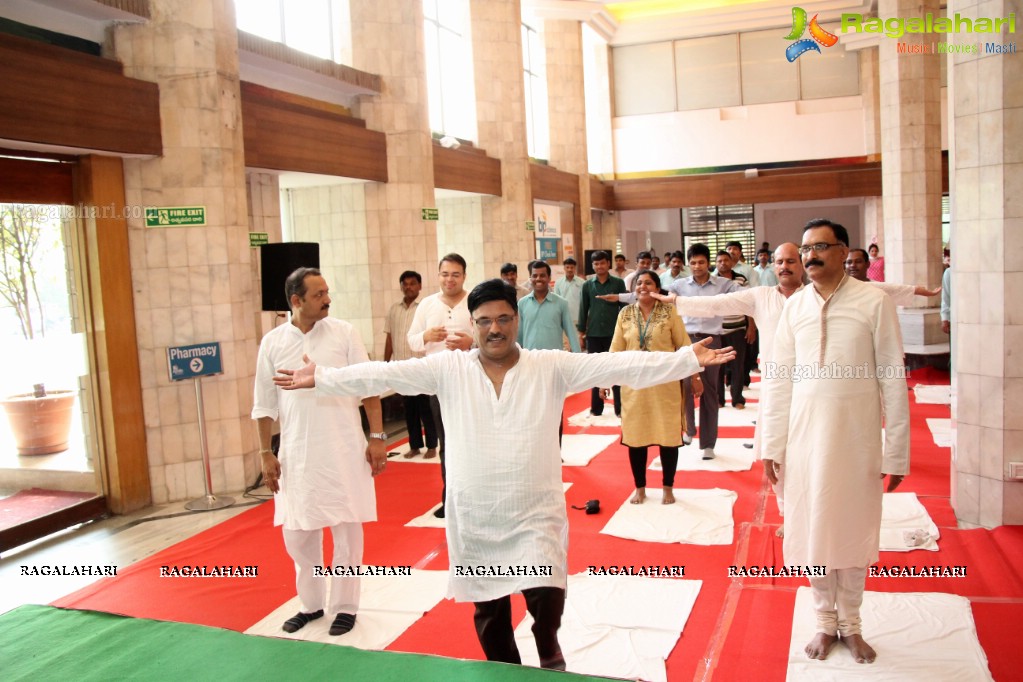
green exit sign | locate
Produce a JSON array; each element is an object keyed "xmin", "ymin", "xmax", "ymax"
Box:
[
  {"xmin": 145, "ymin": 206, "xmax": 207, "ymax": 227},
  {"xmin": 249, "ymin": 232, "xmax": 269, "ymax": 247},
  {"xmin": 421, "ymin": 208, "xmax": 439, "ymax": 221}
]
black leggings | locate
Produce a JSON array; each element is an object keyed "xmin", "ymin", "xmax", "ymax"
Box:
[{"xmin": 628, "ymin": 446, "xmax": 679, "ymax": 488}]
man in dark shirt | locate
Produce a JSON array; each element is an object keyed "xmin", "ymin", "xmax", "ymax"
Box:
[{"xmin": 577, "ymin": 250, "xmax": 626, "ymax": 416}]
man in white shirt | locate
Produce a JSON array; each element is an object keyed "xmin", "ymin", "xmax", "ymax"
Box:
[
  {"xmin": 622, "ymin": 250, "xmax": 653, "ymax": 292},
  {"xmin": 500, "ymin": 262, "xmax": 531, "ymax": 299},
  {"xmin": 384, "ymin": 270, "xmax": 437, "ymax": 459},
  {"xmin": 753, "ymin": 248, "xmax": 778, "ymax": 287},
  {"xmin": 761, "ymin": 219, "xmax": 909, "ymax": 665},
  {"xmin": 252, "ymin": 267, "xmax": 387, "ymax": 638},
  {"xmin": 659, "ymin": 250, "xmax": 690, "ymax": 289},
  {"xmin": 407, "ymin": 253, "xmax": 474, "ymax": 518},
  {"xmin": 275, "ymin": 278, "xmax": 735, "ymax": 671}
]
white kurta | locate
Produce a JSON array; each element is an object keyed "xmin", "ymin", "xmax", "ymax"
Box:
[
  {"xmin": 760, "ymin": 276, "xmax": 910, "ymax": 570},
  {"xmin": 252, "ymin": 317, "xmax": 376, "ymax": 530},
  {"xmin": 314, "ymin": 346, "xmax": 703, "ymax": 602}
]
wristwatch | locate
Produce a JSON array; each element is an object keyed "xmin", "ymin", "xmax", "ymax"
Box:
[{"xmin": 368, "ymin": 432, "xmax": 387, "ymax": 441}]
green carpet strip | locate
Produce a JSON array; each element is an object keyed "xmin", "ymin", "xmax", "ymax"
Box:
[{"xmin": 0, "ymin": 605, "xmax": 612, "ymax": 681}]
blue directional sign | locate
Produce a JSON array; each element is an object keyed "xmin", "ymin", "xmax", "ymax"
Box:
[{"xmin": 168, "ymin": 342, "xmax": 223, "ymax": 381}]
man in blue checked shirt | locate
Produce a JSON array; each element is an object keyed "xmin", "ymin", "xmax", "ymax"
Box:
[{"xmin": 667, "ymin": 243, "xmax": 742, "ymax": 460}]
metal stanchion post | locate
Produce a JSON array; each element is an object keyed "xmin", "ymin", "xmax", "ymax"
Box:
[{"xmin": 185, "ymin": 376, "xmax": 235, "ymax": 511}]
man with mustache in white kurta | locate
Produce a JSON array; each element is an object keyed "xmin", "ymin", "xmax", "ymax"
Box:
[
  {"xmin": 760, "ymin": 219, "xmax": 910, "ymax": 665},
  {"xmin": 274, "ymin": 279, "xmax": 736, "ymax": 670}
]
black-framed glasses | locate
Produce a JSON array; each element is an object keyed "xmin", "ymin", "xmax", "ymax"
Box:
[
  {"xmin": 473, "ymin": 315, "xmax": 516, "ymax": 329},
  {"xmin": 798, "ymin": 243, "xmax": 843, "ymax": 255}
]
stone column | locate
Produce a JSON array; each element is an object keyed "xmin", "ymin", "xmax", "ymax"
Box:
[
  {"xmin": 545, "ymin": 19, "xmax": 589, "ymax": 257},
  {"xmin": 878, "ymin": 0, "xmax": 945, "ymax": 353},
  {"xmin": 949, "ymin": 0, "xmax": 1023, "ymax": 527},
  {"xmin": 470, "ymin": 0, "xmax": 534, "ymax": 275},
  {"xmin": 349, "ymin": 0, "xmax": 437, "ymax": 360},
  {"xmin": 109, "ymin": 0, "xmax": 258, "ymax": 503}
]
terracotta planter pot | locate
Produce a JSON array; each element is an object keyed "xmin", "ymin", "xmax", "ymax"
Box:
[{"xmin": 1, "ymin": 390, "xmax": 77, "ymax": 456}]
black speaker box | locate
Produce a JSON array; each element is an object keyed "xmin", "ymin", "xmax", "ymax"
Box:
[{"xmin": 260, "ymin": 242, "xmax": 320, "ymax": 312}]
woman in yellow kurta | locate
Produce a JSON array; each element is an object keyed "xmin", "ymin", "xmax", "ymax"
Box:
[{"xmin": 611, "ymin": 270, "xmax": 701, "ymax": 504}]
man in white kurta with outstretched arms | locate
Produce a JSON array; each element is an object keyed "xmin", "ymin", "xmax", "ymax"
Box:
[
  {"xmin": 760, "ymin": 220, "xmax": 910, "ymax": 665},
  {"xmin": 252, "ymin": 267, "xmax": 387, "ymax": 638},
  {"xmin": 275, "ymin": 279, "xmax": 735, "ymax": 670}
]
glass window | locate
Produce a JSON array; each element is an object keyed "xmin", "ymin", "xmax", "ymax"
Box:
[
  {"xmin": 522, "ymin": 19, "xmax": 549, "ymax": 160},
  {"xmin": 740, "ymin": 30, "xmax": 798, "ymax": 105},
  {"xmin": 612, "ymin": 42, "xmax": 676, "ymax": 116},
  {"xmin": 675, "ymin": 34, "xmax": 741, "ymax": 110},
  {"xmin": 799, "ymin": 28, "xmax": 860, "ymax": 100},
  {"xmin": 423, "ymin": 0, "xmax": 478, "ymax": 142},
  {"xmin": 236, "ymin": 0, "xmax": 351, "ymax": 64}
]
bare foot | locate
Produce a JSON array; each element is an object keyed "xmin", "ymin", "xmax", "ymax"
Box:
[
  {"xmin": 662, "ymin": 488, "xmax": 675, "ymax": 504},
  {"xmin": 630, "ymin": 489, "xmax": 646, "ymax": 504},
  {"xmin": 841, "ymin": 633, "xmax": 876, "ymax": 663},
  {"xmin": 423, "ymin": 448, "xmax": 437, "ymax": 459},
  {"xmin": 403, "ymin": 448, "xmax": 421, "ymax": 459},
  {"xmin": 775, "ymin": 526, "xmax": 784, "ymax": 538},
  {"xmin": 804, "ymin": 632, "xmax": 838, "ymax": 660}
]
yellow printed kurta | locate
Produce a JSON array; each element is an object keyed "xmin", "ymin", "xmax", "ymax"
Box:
[{"xmin": 611, "ymin": 302, "xmax": 691, "ymax": 447}]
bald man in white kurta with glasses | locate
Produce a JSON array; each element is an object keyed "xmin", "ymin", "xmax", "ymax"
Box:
[
  {"xmin": 761, "ymin": 219, "xmax": 909, "ymax": 665},
  {"xmin": 274, "ymin": 278, "xmax": 735, "ymax": 671}
]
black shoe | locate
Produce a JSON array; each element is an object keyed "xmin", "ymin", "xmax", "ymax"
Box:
[
  {"xmin": 282, "ymin": 609, "xmax": 324, "ymax": 633},
  {"xmin": 591, "ymin": 410, "xmax": 603, "ymax": 416},
  {"xmin": 433, "ymin": 505, "xmax": 445, "ymax": 518},
  {"xmin": 329, "ymin": 613, "xmax": 356, "ymax": 636}
]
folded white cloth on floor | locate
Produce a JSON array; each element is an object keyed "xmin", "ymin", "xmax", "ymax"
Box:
[
  {"xmin": 514, "ymin": 573, "xmax": 702, "ymax": 682},
  {"xmin": 600, "ymin": 488, "xmax": 736, "ymax": 545},
  {"xmin": 567, "ymin": 406, "xmax": 621, "ymax": 428},
  {"xmin": 880, "ymin": 492, "xmax": 940, "ymax": 552},
  {"xmin": 650, "ymin": 438, "xmax": 755, "ymax": 472},
  {"xmin": 406, "ymin": 482, "xmax": 573, "ymax": 529},
  {"xmin": 926, "ymin": 418, "xmax": 952, "ymax": 447},
  {"xmin": 245, "ymin": 568, "xmax": 448, "ymax": 650},
  {"xmin": 561, "ymin": 434, "xmax": 619, "ymax": 467},
  {"xmin": 913, "ymin": 384, "xmax": 952, "ymax": 405},
  {"xmin": 787, "ymin": 587, "xmax": 994, "ymax": 681}
]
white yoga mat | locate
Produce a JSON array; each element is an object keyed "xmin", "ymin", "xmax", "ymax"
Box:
[
  {"xmin": 513, "ymin": 573, "xmax": 702, "ymax": 682},
  {"xmin": 405, "ymin": 482, "xmax": 574, "ymax": 528},
  {"xmin": 926, "ymin": 418, "xmax": 952, "ymax": 447},
  {"xmin": 600, "ymin": 487, "xmax": 736, "ymax": 545},
  {"xmin": 245, "ymin": 568, "xmax": 448, "ymax": 650},
  {"xmin": 880, "ymin": 492, "xmax": 940, "ymax": 552},
  {"xmin": 787, "ymin": 588, "xmax": 994, "ymax": 681},
  {"xmin": 649, "ymin": 438, "xmax": 755, "ymax": 472},
  {"xmin": 561, "ymin": 434, "xmax": 619, "ymax": 467},
  {"xmin": 913, "ymin": 384, "xmax": 952, "ymax": 405},
  {"xmin": 567, "ymin": 405, "xmax": 621, "ymax": 428}
]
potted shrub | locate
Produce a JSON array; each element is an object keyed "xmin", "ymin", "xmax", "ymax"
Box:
[{"xmin": 0, "ymin": 204, "xmax": 81, "ymax": 455}]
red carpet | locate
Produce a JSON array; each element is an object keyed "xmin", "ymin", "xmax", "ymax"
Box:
[
  {"xmin": 52, "ymin": 370, "xmax": 1019, "ymax": 680},
  {"xmin": 0, "ymin": 488, "xmax": 96, "ymax": 532}
]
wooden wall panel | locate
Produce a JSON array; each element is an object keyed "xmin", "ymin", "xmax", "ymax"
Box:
[
  {"xmin": 589, "ymin": 177, "xmax": 615, "ymax": 210},
  {"xmin": 530, "ymin": 164, "xmax": 580, "ymax": 205},
  {"xmin": 611, "ymin": 164, "xmax": 884, "ymax": 211},
  {"xmin": 75, "ymin": 155, "xmax": 150, "ymax": 514},
  {"xmin": 0, "ymin": 34, "xmax": 161, "ymax": 155},
  {"xmin": 0, "ymin": 156, "xmax": 74, "ymax": 204},
  {"xmin": 433, "ymin": 145, "xmax": 501, "ymax": 196},
  {"xmin": 240, "ymin": 82, "xmax": 387, "ymax": 182}
]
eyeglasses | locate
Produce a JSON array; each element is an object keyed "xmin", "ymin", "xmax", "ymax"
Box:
[
  {"xmin": 798, "ymin": 243, "xmax": 843, "ymax": 255},
  {"xmin": 473, "ymin": 315, "xmax": 516, "ymax": 329}
]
